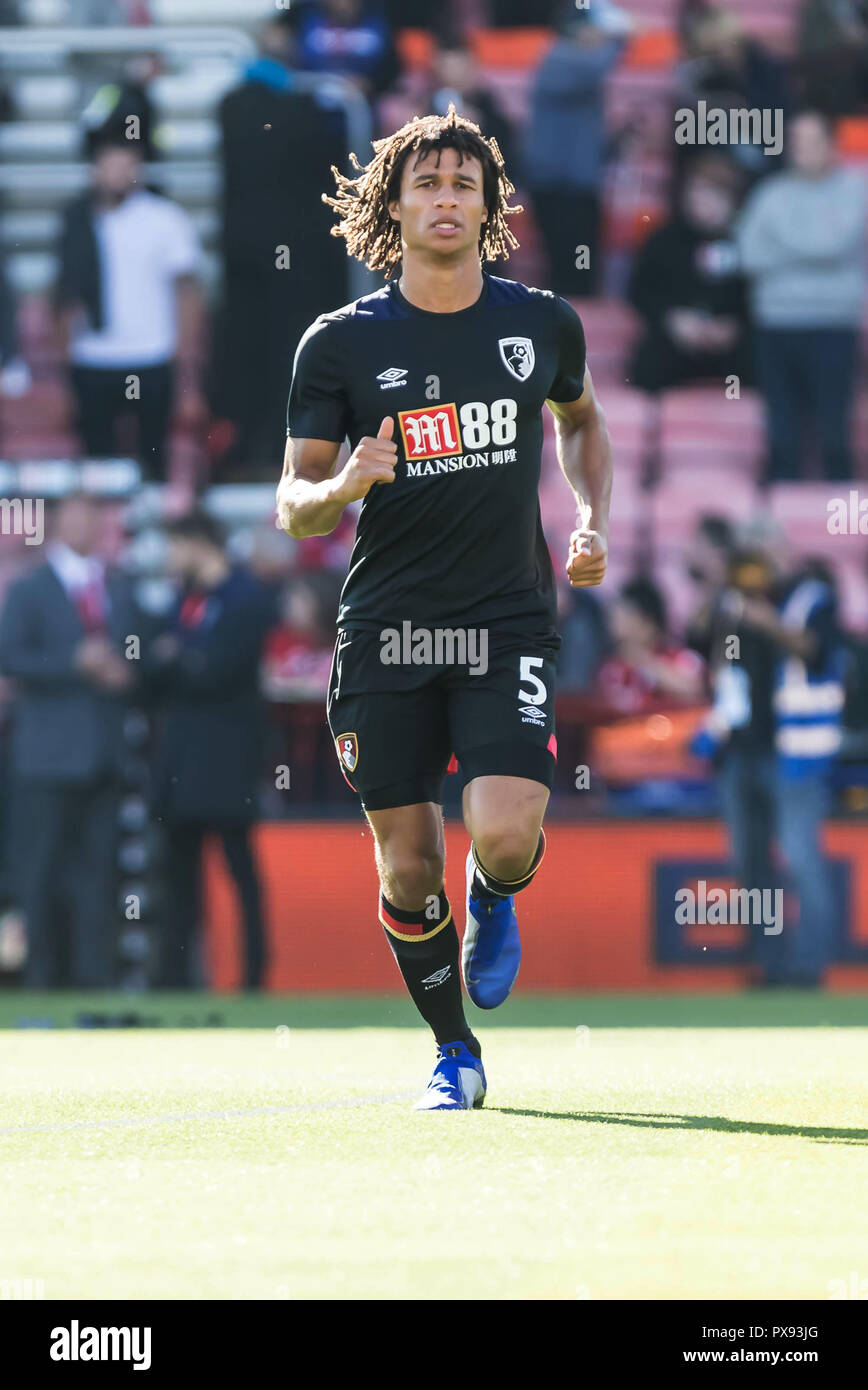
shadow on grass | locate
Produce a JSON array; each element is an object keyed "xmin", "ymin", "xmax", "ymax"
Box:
[{"xmin": 488, "ymin": 1108, "xmax": 868, "ymax": 1145}]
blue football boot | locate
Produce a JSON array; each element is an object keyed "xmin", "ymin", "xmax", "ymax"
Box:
[
  {"xmin": 462, "ymin": 850, "xmax": 521, "ymax": 1009},
  {"xmin": 413, "ymin": 1040, "xmax": 487, "ymax": 1111}
]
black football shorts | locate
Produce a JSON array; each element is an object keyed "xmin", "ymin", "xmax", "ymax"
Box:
[{"xmin": 326, "ymin": 626, "xmax": 560, "ymax": 811}]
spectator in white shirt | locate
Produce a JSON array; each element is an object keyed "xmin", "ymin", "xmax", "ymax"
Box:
[
  {"xmin": 54, "ymin": 134, "xmax": 206, "ymax": 481},
  {"xmin": 736, "ymin": 110, "xmax": 868, "ymax": 480}
]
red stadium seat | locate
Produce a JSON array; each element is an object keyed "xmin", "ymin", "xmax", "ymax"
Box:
[
  {"xmin": 623, "ymin": 30, "xmax": 680, "ymax": 70},
  {"xmin": 572, "ymin": 299, "xmax": 641, "ymax": 380},
  {"xmin": 837, "ymin": 117, "xmax": 868, "ymax": 159},
  {"xmin": 468, "ymin": 28, "xmax": 554, "ymax": 71},
  {"xmin": 659, "ymin": 387, "xmax": 766, "ymax": 478},
  {"xmin": 395, "ymin": 29, "xmax": 435, "ymax": 72},
  {"xmin": 649, "ymin": 474, "xmax": 760, "ymax": 541},
  {"xmin": 768, "ymin": 482, "xmax": 867, "ymax": 555}
]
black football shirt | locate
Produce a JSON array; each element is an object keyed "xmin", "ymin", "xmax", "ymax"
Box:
[{"xmin": 286, "ymin": 271, "xmax": 586, "ymax": 640}]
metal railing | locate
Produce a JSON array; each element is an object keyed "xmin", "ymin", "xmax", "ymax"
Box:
[{"xmin": 0, "ymin": 26, "xmax": 377, "ymax": 298}]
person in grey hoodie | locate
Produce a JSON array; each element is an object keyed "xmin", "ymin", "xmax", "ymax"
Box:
[
  {"xmin": 523, "ymin": 3, "xmax": 629, "ymax": 296},
  {"xmin": 736, "ymin": 109, "xmax": 868, "ymax": 480}
]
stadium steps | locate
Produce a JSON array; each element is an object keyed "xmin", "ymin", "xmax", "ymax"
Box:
[{"xmin": 658, "ymin": 387, "xmax": 766, "ymax": 481}]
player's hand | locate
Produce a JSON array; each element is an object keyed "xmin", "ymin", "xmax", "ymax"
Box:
[
  {"xmin": 566, "ymin": 529, "xmax": 608, "ymax": 588},
  {"xmin": 334, "ymin": 417, "xmax": 398, "ymax": 503}
]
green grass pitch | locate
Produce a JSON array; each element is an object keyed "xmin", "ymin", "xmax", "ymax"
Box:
[{"xmin": 1, "ymin": 992, "xmax": 866, "ymax": 1300}]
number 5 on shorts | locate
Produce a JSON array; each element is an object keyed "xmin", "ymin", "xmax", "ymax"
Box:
[{"xmin": 518, "ymin": 655, "xmax": 547, "ymax": 706}]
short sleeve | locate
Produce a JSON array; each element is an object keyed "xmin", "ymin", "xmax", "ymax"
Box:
[
  {"xmin": 547, "ymin": 295, "xmax": 586, "ymax": 403},
  {"xmin": 163, "ymin": 204, "xmax": 200, "ymax": 278},
  {"xmin": 286, "ymin": 317, "xmax": 350, "ymax": 443}
]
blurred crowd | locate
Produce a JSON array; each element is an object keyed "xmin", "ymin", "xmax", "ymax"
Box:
[
  {"xmin": 0, "ymin": 487, "xmax": 865, "ymax": 989},
  {"xmin": 0, "ymin": 0, "xmax": 867, "ymax": 988},
  {"xmin": 0, "ymin": 1, "xmax": 867, "ymax": 479}
]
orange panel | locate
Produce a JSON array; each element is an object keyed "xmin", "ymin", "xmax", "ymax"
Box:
[
  {"xmin": 469, "ymin": 27, "xmax": 555, "ymax": 69},
  {"xmin": 203, "ymin": 820, "xmax": 868, "ymax": 992},
  {"xmin": 396, "ymin": 28, "xmax": 435, "ymax": 71},
  {"xmin": 624, "ymin": 29, "xmax": 681, "ymax": 70},
  {"xmin": 837, "ymin": 117, "xmax": 868, "ymax": 157}
]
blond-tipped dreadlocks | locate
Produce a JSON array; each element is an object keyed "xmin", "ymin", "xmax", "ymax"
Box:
[{"xmin": 323, "ymin": 105, "xmax": 521, "ymax": 278}]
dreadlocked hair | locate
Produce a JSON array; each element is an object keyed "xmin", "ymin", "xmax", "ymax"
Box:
[{"xmin": 323, "ymin": 104, "xmax": 521, "ymax": 278}]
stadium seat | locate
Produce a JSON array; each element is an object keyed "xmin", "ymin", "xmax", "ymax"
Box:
[
  {"xmin": 468, "ymin": 28, "xmax": 554, "ymax": 70},
  {"xmin": 573, "ymin": 299, "xmax": 641, "ymax": 382},
  {"xmin": 395, "ymin": 29, "xmax": 435, "ymax": 73},
  {"xmin": 837, "ymin": 117, "xmax": 868, "ymax": 159},
  {"xmin": 659, "ymin": 387, "xmax": 766, "ymax": 478},
  {"xmin": 649, "ymin": 474, "xmax": 760, "ymax": 541},
  {"xmin": 622, "ymin": 30, "xmax": 680, "ymax": 71},
  {"xmin": 768, "ymin": 483, "xmax": 867, "ymax": 556},
  {"xmin": 836, "ymin": 557, "xmax": 868, "ymax": 630}
]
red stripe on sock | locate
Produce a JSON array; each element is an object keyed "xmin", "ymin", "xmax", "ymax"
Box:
[{"xmin": 380, "ymin": 905, "xmax": 425, "ymax": 936}]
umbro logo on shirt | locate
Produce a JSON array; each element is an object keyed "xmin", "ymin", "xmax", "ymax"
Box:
[{"xmin": 377, "ymin": 367, "xmax": 408, "ymax": 389}]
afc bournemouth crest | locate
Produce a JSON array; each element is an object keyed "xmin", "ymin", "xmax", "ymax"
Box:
[
  {"xmin": 498, "ymin": 336, "xmax": 535, "ymax": 382},
  {"xmin": 336, "ymin": 732, "xmax": 358, "ymax": 774}
]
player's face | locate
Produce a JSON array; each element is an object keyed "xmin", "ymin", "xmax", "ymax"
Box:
[{"xmin": 389, "ymin": 147, "xmax": 487, "ymax": 258}]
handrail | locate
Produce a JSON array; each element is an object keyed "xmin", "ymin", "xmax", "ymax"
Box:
[
  {"xmin": 0, "ymin": 162, "xmax": 216, "ymax": 189},
  {"xmin": 0, "ymin": 27, "xmax": 376, "ymax": 298},
  {"xmin": 0, "ymin": 26, "xmax": 256, "ymax": 61}
]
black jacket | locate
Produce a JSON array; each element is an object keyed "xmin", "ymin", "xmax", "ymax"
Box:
[
  {"xmin": 146, "ymin": 567, "xmax": 277, "ymax": 823},
  {"xmin": 55, "ymin": 193, "xmax": 103, "ymax": 331},
  {"xmin": 628, "ymin": 218, "xmax": 749, "ymax": 329}
]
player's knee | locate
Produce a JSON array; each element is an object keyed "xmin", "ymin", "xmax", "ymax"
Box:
[
  {"xmin": 379, "ymin": 846, "xmax": 445, "ymax": 910},
  {"xmin": 474, "ymin": 823, "xmax": 539, "ymax": 883}
]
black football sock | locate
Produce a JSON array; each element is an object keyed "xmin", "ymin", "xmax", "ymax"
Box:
[
  {"xmin": 471, "ymin": 830, "xmax": 546, "ymax": 901},
  {"xmin": 380, "ymin": 890, "xmax": 480, "ymax": 1056}
]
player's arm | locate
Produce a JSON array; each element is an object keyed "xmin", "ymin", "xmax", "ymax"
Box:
[
  {"xmin": 276, "ymin": 418, "xmax": 398, "ymax": 539},
  {"xmin": 546, "ymin": 365, "xmax": 612, "ymax": 588}
]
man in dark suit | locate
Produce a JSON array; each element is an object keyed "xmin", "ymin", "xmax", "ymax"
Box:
[
  {"xmin": 208, "ymin": 25, "xmax": 348, "ymax": 478},
  {"xmin": 145, "ymin": 511, "xmax": 277, "ymax": 989},
  {"xmin": 0, "ymin": 493, "xmax": 136, "ymax": 986}
]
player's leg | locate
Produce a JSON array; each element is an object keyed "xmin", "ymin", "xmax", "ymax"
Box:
[
  {"xmin": 326, "ymin": 632, "xmax": 485, "ymax": 1110},
  {"xmin": 368, "ymin": 800, "xmax": 487, "ymax": 1112},
  {"xmin": 463, "ymin": 773, "xmax": 549, "ymax": 889},
  {"xmin": 459, "ymin": 775, "xmax": 549, "ymax": 1009},
  {"xmin": 367, "ymin": 801, "xmax": 471, "ymax": 1039},
  {"xmin": 449, "ymin": 637, "xmax": 558, "ymax": 1008}
]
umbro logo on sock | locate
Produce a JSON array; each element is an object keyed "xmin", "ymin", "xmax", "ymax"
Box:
[{"xmin": 421, "ymin": 966, "xmax": 451, "ymax": 989}]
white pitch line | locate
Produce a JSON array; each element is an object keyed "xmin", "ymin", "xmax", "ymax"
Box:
[{"xmin": 0, "ymin": 1090, "xmax": 419, "ymax": 1136}]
